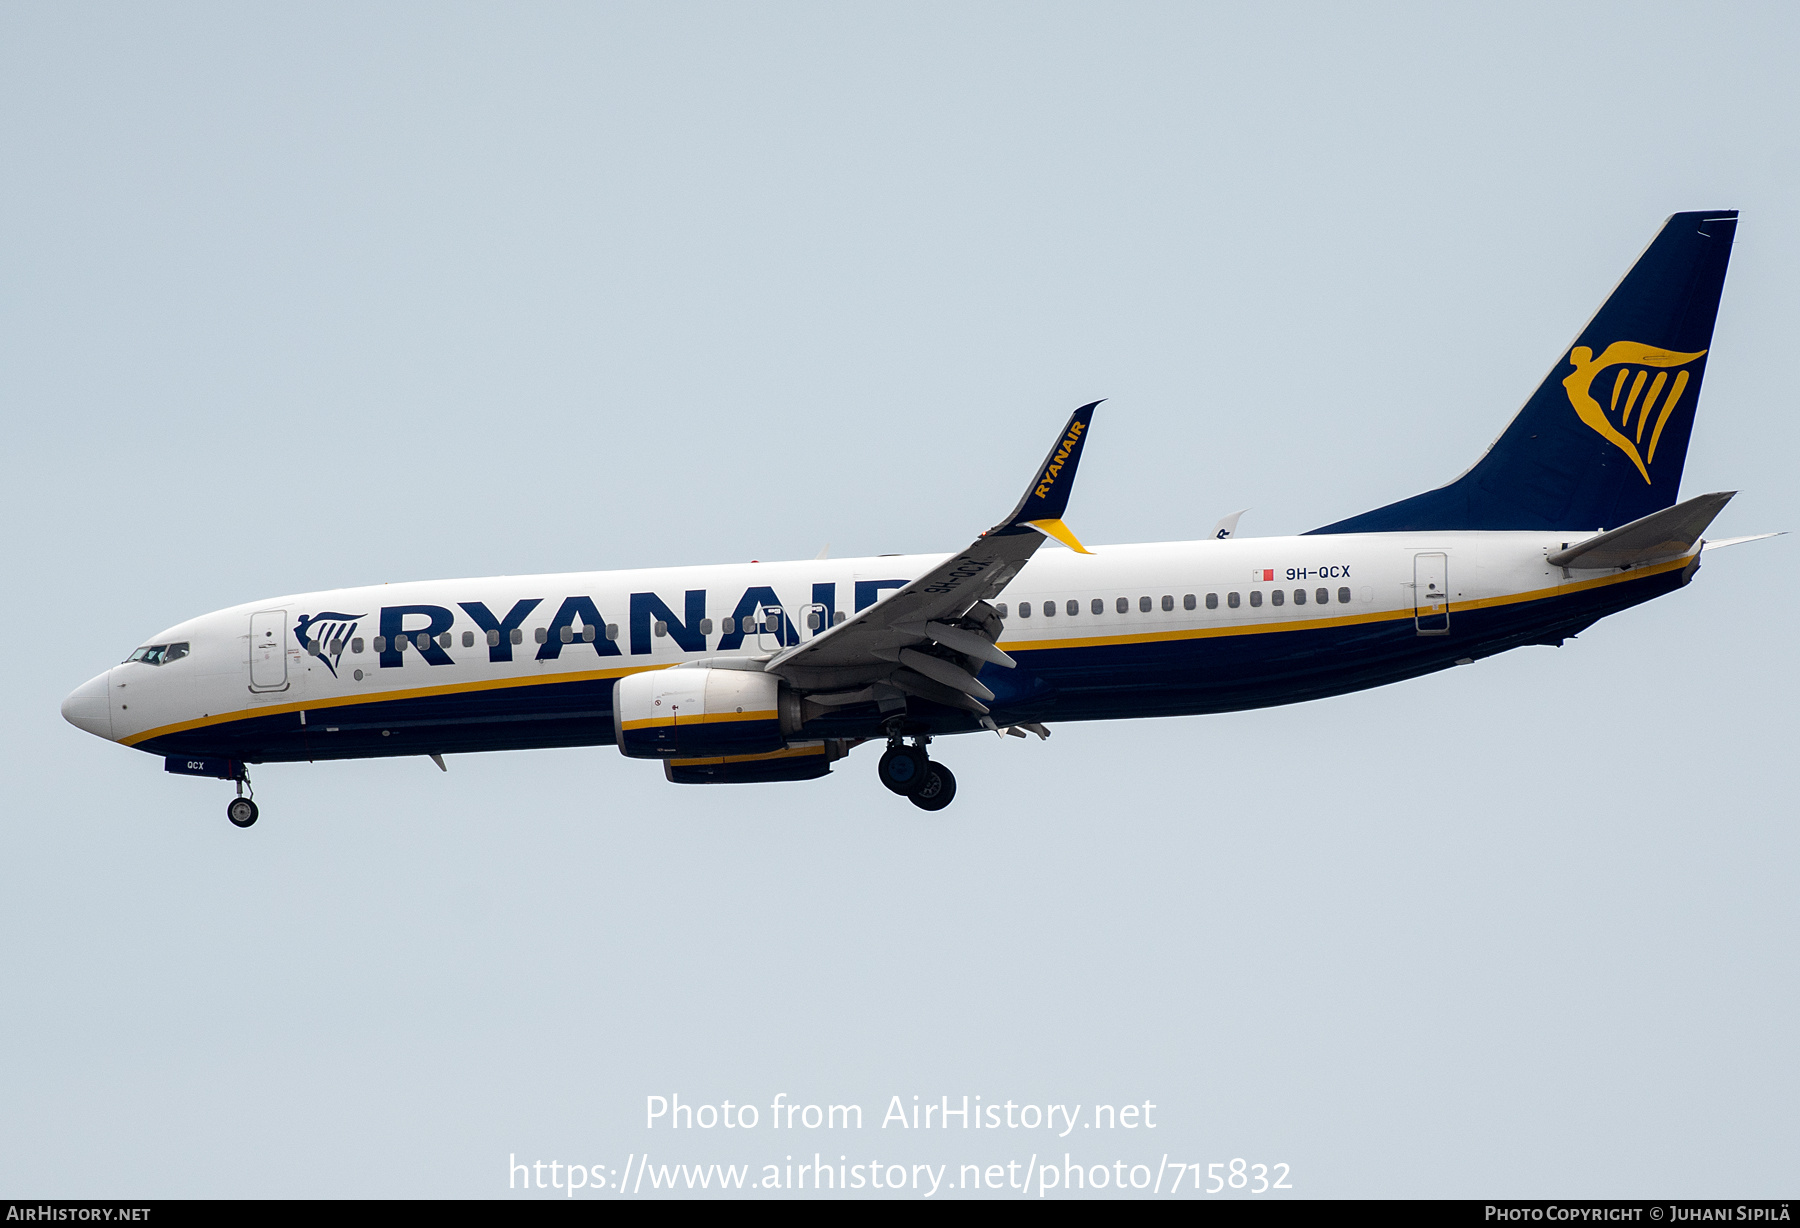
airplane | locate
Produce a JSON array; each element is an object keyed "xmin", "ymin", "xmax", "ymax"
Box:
[{"xmin": 62, "ymin": 210, "xmax": 1778, "ymax": 827}]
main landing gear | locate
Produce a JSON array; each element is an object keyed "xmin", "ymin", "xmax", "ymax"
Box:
[
  {"xmin": 877, "ymin": 729, "xmax": 957, "ymax": 812},
  {"xmin": 226, "ymin": 771, "xmax": 258, "ymax": 828}
]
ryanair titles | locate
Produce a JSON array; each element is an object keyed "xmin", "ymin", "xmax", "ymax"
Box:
[
  {"xmin": 313, "ymin": 580, "xmax": 908, "ymax": 670},
  {"xmin": 1033, "ymin": 418, "xmax": 1086, "ymax": 501}
]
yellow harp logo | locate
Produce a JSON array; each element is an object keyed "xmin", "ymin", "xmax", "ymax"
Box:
[{"xmin": 1562, "ymin": 342, "xmax": 1706, "ymax": 483}]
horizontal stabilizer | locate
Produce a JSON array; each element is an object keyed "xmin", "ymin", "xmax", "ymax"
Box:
[
  {"xmin": 1702, "ymin": 532, "xmax": 1784, "ymax": 552},
  {"xmin": 1548, "ymin": 491, "xmax": 1734, "ymax": 570}
]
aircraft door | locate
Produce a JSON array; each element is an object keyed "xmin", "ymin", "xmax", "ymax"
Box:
[
  {"xmin": 249, "ymin": 609, "xmax": 290, "ymax": 690},
  {"xmin": 1413, "ymin": 553, "xmax": 1450, "ymax": 635}
]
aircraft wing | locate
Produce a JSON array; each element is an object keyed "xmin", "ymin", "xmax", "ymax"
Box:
[{"xmin": 765, "ymin": 401, "xmax": 1101, "ymax": 717}]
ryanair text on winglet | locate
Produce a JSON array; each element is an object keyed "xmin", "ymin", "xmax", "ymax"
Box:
[{"xmin": 1033, "ymin": 420, "xmax": 1086, "ymax": 500}]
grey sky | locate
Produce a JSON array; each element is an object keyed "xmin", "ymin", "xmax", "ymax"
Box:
[{"xmin": 2, "ymin": 2, "xmax": 1795, "ymax": 1197}]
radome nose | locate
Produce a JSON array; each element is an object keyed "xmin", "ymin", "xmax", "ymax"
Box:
[{"xmin": 62, "ymin": 669, "xmax": 115, "ymax": 741}]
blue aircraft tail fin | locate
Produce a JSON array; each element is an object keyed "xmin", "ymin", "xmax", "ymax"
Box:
[{"xmin": 1309, "ymin": 210, "xmax": 1738, "ymax": 535}]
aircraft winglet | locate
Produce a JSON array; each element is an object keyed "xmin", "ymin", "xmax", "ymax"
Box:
[
  {"xmin": 767, "ymin": 401, "xmax": 1103, "ymax": 678},
  {"xmin": 990, "ymin": 400, "xmax": 1101, "ymax": 549}
]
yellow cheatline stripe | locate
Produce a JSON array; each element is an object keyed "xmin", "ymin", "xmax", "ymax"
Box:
[
  {"xmin": 669, "ymin": 745, "xmax": 826, "ymax": 767},
  {"xmin": 120, "ymin": 661, "xmax": 674, "ymax": 747},
  {"xmin": 621, "ymin": 709, "xmax": 778, "ymax": 732},
  {"xmin": 1026, "ymin": 518, "xmax": 1092, "ymax": 554},
  {"xmin": 997, "ymin": 553, "xmax": 1692, "ymax": 654}
]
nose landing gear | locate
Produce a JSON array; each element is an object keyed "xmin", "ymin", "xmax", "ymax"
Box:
[{"xmin": 877, "ymin": 726, "xmax": 958, "ymax": 811}]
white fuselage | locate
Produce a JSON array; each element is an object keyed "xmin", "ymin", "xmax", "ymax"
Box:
[{"xmin": 65, "ymin": 530, "xmax": 1691, "ymax": 758}]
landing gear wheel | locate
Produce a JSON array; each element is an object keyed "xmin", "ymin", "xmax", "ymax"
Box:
[
  {"xmin": 878, "ymin": 745, "xmax": 930, "ymax": 795},
  {"xmin": 909, "ymin": 762, "xmax": 956, "ymax": 811},
  {"xmin": 226, "ymin": 798, "xmax": 259, "ymax": 828}
]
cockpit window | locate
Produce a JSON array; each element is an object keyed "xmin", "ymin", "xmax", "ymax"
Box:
[{"xmin": 125, "ymin": 642, "xmax": 189, "ymax": 666}]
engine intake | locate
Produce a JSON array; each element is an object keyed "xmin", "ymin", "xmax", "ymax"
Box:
[{"xmin": 613, "ymin": 666, "xmax": 801, "ymax": 759}]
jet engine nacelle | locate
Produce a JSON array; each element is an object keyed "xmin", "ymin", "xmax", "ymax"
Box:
[{"xmin": 612, "ymin": 666, "xmax": 802, "ymax": 759}]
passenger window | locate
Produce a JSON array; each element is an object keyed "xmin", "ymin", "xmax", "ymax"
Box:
[
  {"xmin": 1018, "ymin": 602, "xmax": 1031, "ymax": 618},
  {"xmin": 487, "ymin": 629, "xmax": 500, "ymax": 647},
  {"xmin": 1226, "ymin": 592, "xmax": 1239, "ymax": 609},
  {"xmin": 165, "ymin": 642, "xmax": 190, "ymax": 663},
  {"xmin": 510, "ymin": 628, "xmax": 523, "ymax": 645},
  {"xmin": 417, "ymin": 633, "xmax": 433, "ymax": 650},
  {"xmin": 1139, "ymin": 596, "xmax": 1151, "ymax": 612},
  {"xmin": 606, "ymin": 623, "xmax": 619, "ymax": 641},
  {"xmin": 461, "ymin": 631, "xmax": 474, "ymax": 648},
  {"xmin": 352, "ymin": 637, "xmax": 364, "ymax": 654},
  {"xmin": 1338, "ymin": 587, "xmax": 1352, "ymax": 604},
  {"xmin": 722, "ymin": 616, "xmax": 736, "ymax": 633},
  {"xmin": 1271, "ymin": 590, "xmax": 1284, "ymax": 607},
  {"xmin": 833, "ymin": 611, "xmax": 846, "ymax": 625},
  {"xmin": 653, "ymin": 621, "xmax": 668, "ymax": 637},
  {"xmin": 1183, "ymin": 594, "xmax": 1196, "ymax": 611},
  {"xmin": 1205, "ymin": 593, "xmax": 1218, "ymax": 610},
  {"xmin": 994, "ymin": 604, "xmax": 1007, "ymax": 619},
  {"xmin": 1249, "ymin": 591, "xmax": 1263, "ymax": 608},
  {"xmin": 577, "ymin": 626, "xmax": 592, "ymax": 642},
  {"xmin": 1293, "ymin": 589, "xmax": 1305, "ymax": 606},
  {"xmin": 534, "ymin": 628, "xmax": 547, "ymax": 644},
  {"xmin": 1316, "ymin": 588, "xmax": 1329, "ymax": 606},
  {"xmin": 373, "ymin": 636, "xmax": 388, "ymax": 652},
  {"xmin": 1161, "ymin": 595, "xmax": 1174, "ymax": 612},
  {"xmin": 1067, "ymin": 599, "xmax": 1079, "ymax": 617},
  {"xmin": 1091, "ymin": 598, "xmax": 1103, "ymax": 615},
  {"xmin": 1116, "ymin": 596, "xmax": 1129, "ymax": 613},
  {"xmin": 559, "ymin": 626, "xmax": 573, "ymax": 643},
  {"xmin": 1042, "ymin": 600, "xmax": 1056, "ymax": 617},
  {"xmin": 436, "ymin": 632, "xmax": 450, "ymax": 649},
  {"xmin": 700, "ymin": 618, "xmax": 715, "ymax": 635},
  {"xmin": 328, "ymin": 638, "xmax": 344, "ymax": 655}
]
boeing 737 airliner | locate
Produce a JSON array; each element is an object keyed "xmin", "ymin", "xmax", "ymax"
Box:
[{"xmin": 63, "ymin": 211, "xmax": 1774, "ymax": 825}]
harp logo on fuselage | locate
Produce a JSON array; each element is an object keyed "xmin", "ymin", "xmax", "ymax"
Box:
[
  {"xmin": 1562, "ymin": 342, "xmax": 1706, "ymax": 483},
  {"xmin": 293, "ymin": 611, "xmax": 365, "ymax": 678}
]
